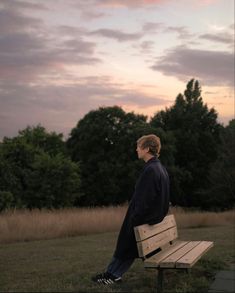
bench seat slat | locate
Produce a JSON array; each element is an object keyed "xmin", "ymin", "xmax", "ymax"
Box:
[
  {"xmin": 144, "ymin": 240, "xmax": 188, "ymax": 268},
  {"xmin": 135, "ymin": 214, "xmax": 214, "ymax": 273},
  {"xmin": 176, "ymin": 241, "xmax": 214, "ymax": 268},
  {"xmin": 159, "ymin": 241, "xmax": 201, "ymax": 268},
  {"xmin": 134, "ymin": 215, "xmax": 176, "ymax": 242},
  {"xmin": 137, "ymin": 227, "xmax": 178, "ymax": 257}
]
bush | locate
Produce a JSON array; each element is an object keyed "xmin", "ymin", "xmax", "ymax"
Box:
[{"xmin": 0, "ymin": 191, "xmax": 14, "ymax": 211}]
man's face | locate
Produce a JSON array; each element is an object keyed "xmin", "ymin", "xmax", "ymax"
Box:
[{"xmin": 136, "ymin": 144, "xmax": 149, "ymax": 160}]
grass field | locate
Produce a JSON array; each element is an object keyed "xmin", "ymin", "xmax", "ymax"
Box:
[
  {"xmin": 1, "ymin": 224, "xmax": 234, "ymax": 293},
  {"xmin": 0, "ymin": 206, "xmax": 234, "ymax": 244}
]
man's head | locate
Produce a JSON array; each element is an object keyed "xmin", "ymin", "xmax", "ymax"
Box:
[{"xmin": 136, "ymin": 134, "xmax": 161, "ymax": 161}]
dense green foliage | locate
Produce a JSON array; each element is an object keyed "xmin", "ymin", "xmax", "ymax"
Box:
[
  {"xmin": 66, "ymin": 106, "xmax": 176, "ymax": 205},
  {"xmin": 0, "ymin": 126, "xmax": 81, "ymax": 210},
  {"xmin": 0, "ymin": 80, "xmax": 234, "ymax": 210},
  {"xmin": 150, "ymin": 79, "xmax": 222, "ymax": 207},
  {"xmin": 201, "ymin": 119, "xmax": 235, "ymax": 210}
]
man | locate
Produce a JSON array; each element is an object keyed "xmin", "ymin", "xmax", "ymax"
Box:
[{"xmin": 92, "ymin": 134, "xmax": 170, "ymax": 285}]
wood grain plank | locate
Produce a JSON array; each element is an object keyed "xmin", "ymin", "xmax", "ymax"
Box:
[
  {"xmin": 144, "ymin": 240, "xmax": 188, "ymax": 268},
  {"xmin": 137, "ymin": 226, "xmax": 178, "ymax": 257},
  {"xmin": 176, "ymin": 241, "xmax": 214, "ymax": 268},
  {"xmin": 134, "ymin": 215, "xmax": 176, "ymax": 242},
  {"xmin": 159, "ymin": 241, "xmax": 200, "ymax": 268}
]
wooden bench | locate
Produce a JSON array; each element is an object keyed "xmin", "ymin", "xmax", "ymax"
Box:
[{"xmin": 134, "ymin": 214, "xmax": 214, "ymax": 293}]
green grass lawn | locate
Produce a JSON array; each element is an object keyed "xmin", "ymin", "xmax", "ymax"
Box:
[{"xmin": 0, "ymin": 225, "xmax": 234, "ymax": 293}]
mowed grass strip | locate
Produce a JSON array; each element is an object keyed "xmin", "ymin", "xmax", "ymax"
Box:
[{"xmin": 0, "ymin": 224, "xmax": 234, "ymax": 293}]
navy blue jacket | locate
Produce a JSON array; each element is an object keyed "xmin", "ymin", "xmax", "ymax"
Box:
[{"xmin": 114, "ymin": 157, "xmax": 170, "ymax": 260}]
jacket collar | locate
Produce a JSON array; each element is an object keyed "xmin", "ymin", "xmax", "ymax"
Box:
[{"xmin": 144, "ymin": 156, "xmax": 159, "ymax": 168}]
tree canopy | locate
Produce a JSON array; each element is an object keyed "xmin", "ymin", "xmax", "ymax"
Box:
[
  {"xmin": 0, "ymin": 125, "xmax": 81, "ymax": 210},
  {"xmin": 150, "ymin": 79, "xmax": 222, "ymax": 207},
  {"xmin": 66, "ymin": 106, "xmax": 175, "ymax": 206},
  {"xmin": 0, "ymin": 80, "xmax": 234, "ymax": 211},
  {"xmin": 202, "ymin": 119, "xmax": 235, "ymax": 210}
]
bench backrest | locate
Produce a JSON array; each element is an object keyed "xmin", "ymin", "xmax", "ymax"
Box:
[{"xmin": 134, "ymin": 214, "xmax": 178, "ymax": 258}]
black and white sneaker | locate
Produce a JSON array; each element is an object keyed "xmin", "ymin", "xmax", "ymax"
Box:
[{"xmin": 92, "ymin": 272, "xmax": 122, "ymax": 285}]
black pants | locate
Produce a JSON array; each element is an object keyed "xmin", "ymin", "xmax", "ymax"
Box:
[{"xmin": 106, "ymin": 256, "xmax": 135, "ymax": 278}]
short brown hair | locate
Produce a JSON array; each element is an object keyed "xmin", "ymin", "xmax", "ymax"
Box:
[{"xmin": 137, "ymin": 134, "xmax": 161, "ymax": 157}]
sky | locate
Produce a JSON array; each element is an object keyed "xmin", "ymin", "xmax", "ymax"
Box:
[{"xmin": 0, "ymin": 0, "xmax": 234, "ymax": 140}]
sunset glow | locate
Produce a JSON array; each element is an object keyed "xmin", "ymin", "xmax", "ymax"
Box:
[{"xmin": 0, "ymin": 0, "xmax": 234, "ymax": 140}]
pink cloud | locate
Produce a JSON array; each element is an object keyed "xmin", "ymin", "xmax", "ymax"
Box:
[
  {"xmin": 151, "ymin": 46, "xmax": 234, "ymax": 87},
  {"xmin": 89, "ymin": 28, "xmax": 143, "ymax": 41},
  {"xmin": 0, "ymin": 77, "xmax": 170, "ymax": 140},
  {"xmin": 97, "ymin": 0, "xmax": 169, "ymax": 8},
  {"xmin": 198, "ymin": 0, "xmax": 218, "ymax": 4},
  {"xmin": 192, "ymin": 0, "xmax": 219, "ymax": 7}
]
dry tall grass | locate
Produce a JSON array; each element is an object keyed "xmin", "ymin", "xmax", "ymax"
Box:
[
  {"xmin": 171, "ymin": 206, "xmax": 235, "ymax": 228},
  {"xmin": 0, "ymin": 206, "xmax": 126, "ymax": 244},
  {"xmin": 0, "ymin": 205, "xmax": 234, "ymax": 244}
]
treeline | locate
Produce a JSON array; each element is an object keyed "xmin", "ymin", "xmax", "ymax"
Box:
[{"xmin": 0, "ymin": 79, "xmax": 234, "ymax": 211}]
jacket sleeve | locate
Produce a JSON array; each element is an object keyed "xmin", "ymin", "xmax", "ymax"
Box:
[{"xmin": 131, "ymin": 167, "xmax": 158, "ymax": 226}]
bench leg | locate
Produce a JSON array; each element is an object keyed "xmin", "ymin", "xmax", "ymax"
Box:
[{"xmin": 157, "ymin": 268, "xmax": 164, "ymax": 293}]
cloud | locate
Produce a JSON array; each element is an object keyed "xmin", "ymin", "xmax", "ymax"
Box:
[
  {"xmin": 89, "ymin": 29, "xmax": 143, "ymax": 42},
  {"xmin": 142, "ymin": 23, "xmax": 195, "ymax": 41},
  {"xmin": 151, "ymin": 46, "xmax": 234, "ymax": 87},
  {"xmin": 0, "ymin": 31, "xmax": 101, "ymax": 81},
  {"xmin": 0, "ymin": 77, "xmax": 169, "ymax": 140},
  {"xmin": 0, "ymin": 32, "xmax": 44, "ymax": 53},
  {"xmin": 200, "ymin": 32, "xmax": 234, "ymax": 46},
  {"xmin": 0, "ymin": 8, "xmax": 42, "ymax": 34},
  {"xmin": 0, "ymin": 6, "xmax": 101, "ymax": 82},
  {"xmin": 164, "ymin": 26, "xmax": 194, "ymax": 39},
  {"xmin": 96, "ymin": 0, "xmax": 170, "ymax": 8},
  {"xmin": 117, "ymin": 92, "xmax": 168, "ymax": 107},
  {"xmin": 196, "ymin": 0, "xmax": 219, "ymax": 6},
  {"xmin": 58, "ymin": 26, "xmax": 88, "ymax": 37},
  {"xmin": 139, "ymin": 41, "xmax": 155, "ymax": 53},
  {"xmin": 67, "ymin": 0, "xmax": 170, "ymax": 9},
  {"xmin": 89, "ymin": 22, "xmax": 172, "ymax": 43},
  {"xmin": 0, "ymin": 76, "xmax": 168, "ymax": 113},
  {"xmin": 79, "ymin": 9, "xmax": 107, "ymax": 20},
  {"xmin": 57, "ymin": 0, "xmax": 108, "ymax": 20},
  {"xmin": 142, "ymin": 22, "xmax": 164, "ymax": 33},
  {"xmin": 63, "ymin": 39, "xmax": 97, "ymax": 54},
  {"xmin": 133, "ymin": 40, "xmax": 155, "ymax": 56},
  {"xmin": 2, "ymin": 0, "xmax": 48, "ymax": 11},
  {"xmin": 100, "ymin": 0, "xmax": 218, "ymax": 8},
  {"xmin": 57, "ymin": 0, "xmax": 170, "ymax": 20}
]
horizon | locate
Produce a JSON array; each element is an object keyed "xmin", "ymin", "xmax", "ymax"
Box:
[
  {"xmin": 0, "ymin": 98, "xmax": 234, "ymax": 142},
  {"xmin": 0, "ymin": 0, "xmax": 234, "ymax": 140}
]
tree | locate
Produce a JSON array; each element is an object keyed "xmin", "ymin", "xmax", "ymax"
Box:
[
  {"xmin": 67, "ymin": 106, "xmax": 145, "ymax": 205},
  {"xmin": 201, "ymin": 119, "xmax": 235, "ymax": 210},
  {"xmin": 0, "ymin": 191, "xmax": 14, "ymax": 211},
  {"xmin": 26, "ymin": 153, "xmax": 80, "ymax": 209},
  {"xmin": 0, "ymin": 138, "xmax": 39, "ymax": 208},
  {"xmin": 66, "ymin": 106, "xmax": 176, "ymax": 206},
  {"xmin": 150, "ymin": 79, "xmax": 222, "ymax": 207},
  {"xmin": 17, "ymin": 125, "xmax": 67, "ymax": 156},
  {"xmin": 0, "ymin": 125, "xmax": 81, "ymax": 210}
]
